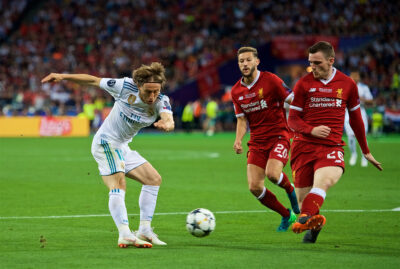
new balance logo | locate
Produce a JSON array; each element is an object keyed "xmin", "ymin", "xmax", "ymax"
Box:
[{"xmin": 309, "ymin": 88, "xmax": 316, "ymax": 92}]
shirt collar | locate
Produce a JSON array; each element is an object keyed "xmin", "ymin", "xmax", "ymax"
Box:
[
  {"xmin": 320, "ymin": 67, "xmax": 336, "ymax": 85},
  {"xmin": 241, "ymin": 70, "xmax": 260, "ymax": 89}
]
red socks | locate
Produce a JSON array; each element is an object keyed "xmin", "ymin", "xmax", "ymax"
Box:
[
  {"xmin": 278, "ymin": 173, "xmax": 294, "ymax": 194},
  {"xmin": 301, "ymin": 189, "xmax": 326, "ymax": 216},
  {"xmin": 259, "ymin": 188, "xmax": 290, "ymax": 217}
]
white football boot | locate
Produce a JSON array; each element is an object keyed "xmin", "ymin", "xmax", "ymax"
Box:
[
  {"xmin": 118, "ymin": 233, "xmax": 152, "ymax": 248},
  {"xmin": 134, "ymin": 228, "xmax": 167, "ymax": 245},
  {"xmin": 349, "ymin": 154, "xmax": 357, "ymax": 166},
  {"xmin": 361, "ymin": 156, "xmax": 368, "ymax": 167}
]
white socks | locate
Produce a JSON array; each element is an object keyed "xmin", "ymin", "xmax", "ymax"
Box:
[
  {"xmin": 108, "ymin": 188, "xmax": 130, "ymax": 238},
  {"xmin": 310, "ymin": 187, "xmax": 327, "ymax": 199},
  {"xmin": 138, "ymin": 185, "xmax": 160, "ymax": 232},
  {"xmin": 348, "ymin": 135, "xmax": 357, "ymax": 157}
]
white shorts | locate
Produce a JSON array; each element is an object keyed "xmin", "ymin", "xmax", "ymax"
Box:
[{"xmin": 91, "ymin": 139, "xmax": 147, "ymax": 176}]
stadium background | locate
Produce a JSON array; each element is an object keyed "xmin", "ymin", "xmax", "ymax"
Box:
[
  {"xmin": 0, "ymin": 0, "xmax": 399, "ymax": 135},
  {"xmin": 0, "ymin": 1, "xmax": 399, "ymax": 269}
]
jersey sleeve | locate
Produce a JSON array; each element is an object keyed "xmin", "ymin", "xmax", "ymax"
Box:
[
  {"xmin": 156, "ymin": 95, "xmax": 173, "ymax": 115},
  {"xmin": 361, "ymin": 84, "xmax": 373, "ymax": 101},
  {"xmin": 232, "ymin": 97, "xmax": 244, "ymax": 117},
  {"xmin": 289, "ymin": 79, "xmax": 306, "ymax": 112},
  {"xmin": 273, "ymin": 74, "xmax": 292, "ymax": 101},
  {"xmin": 347, "ymin": 81, "xmax": 361, "ymax": 112},
  {"xmin": 99, "ymin": 78, "xmax": 125, "ymax": 99}
]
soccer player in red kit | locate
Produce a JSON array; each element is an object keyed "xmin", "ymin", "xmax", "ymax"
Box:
[
  {"xmin": 288, "ymin": 41, "xmax": 382, "ymax": 243},
  {"xmin": 231, "ymin": 47, "xmax": 299, "ymax": 232}
]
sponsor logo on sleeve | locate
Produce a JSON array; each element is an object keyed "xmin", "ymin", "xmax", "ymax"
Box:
[
  {"xmin": 163, "ymin": 101, "xmax": 171, "ymax": 111},
  {"xmin": 107, "ymin": 79, "xmax": 116, "ymax": 87}
]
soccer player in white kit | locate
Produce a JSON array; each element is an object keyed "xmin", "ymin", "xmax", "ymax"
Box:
[
  {"xmin": 344, "ymin": 71, "xmax": 373, "ymax": 167},
  {"xmin": 42, "ymin": 62, "xmax": 174, "ymax": 248}
]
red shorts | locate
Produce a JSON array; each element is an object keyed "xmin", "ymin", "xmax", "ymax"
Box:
[
  {"xmin": 247, "ymin": 139, "xmax": 290, "ymax": 169},
  {"xmin": 290, "ymin": 141, "xmax": 345, "ymax": 188}
]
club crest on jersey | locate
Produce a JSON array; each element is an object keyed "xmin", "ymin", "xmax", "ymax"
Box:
[
  {"xmin": 336, "ymin": 88, "xmax": 343, "ymax": 98},
  {"xmin": 258, "ymin": 88, "xmax": 264, "ymax": 99},
  {"xmin": 107, "ymin": 79, "xmax": 116, "ymax": 87},
  {"xmin": 128, "ymin": 95, "xmax": 136, "ymax": 105},
  {"xmin": 148, "ymin": 107, "xmax": 155, "ymax": 116}
]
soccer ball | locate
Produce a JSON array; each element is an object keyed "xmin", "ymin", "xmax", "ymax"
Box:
[{"xmin": 186, "ymin": 208, "xmax": 216, "ymax": 237}]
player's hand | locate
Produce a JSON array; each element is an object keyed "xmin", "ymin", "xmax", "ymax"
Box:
[
  {"xmin": 41, "ymin": 73, "xmax": 64, "ymax": 83},
  {"xmin": 311, "ymin": 125, "xmax": 331, "ymax": 138},
  {"xmin": 363, "ymin": 153, "xmax": 383, "ymax": 171},
  {"xmin": 233, "ymin": 140, "xmax": 243, "ymax": 154},
  {"xmin": 154, "ymin": 120, "xmax": 173, "ymax": 132}
]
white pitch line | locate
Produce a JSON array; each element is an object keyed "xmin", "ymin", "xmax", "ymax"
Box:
[{"xmin": 0, "ymin": 208, "xmax": 399, "ymax": 220}]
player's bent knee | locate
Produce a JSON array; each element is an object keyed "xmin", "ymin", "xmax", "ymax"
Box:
[
  {"xmin": 249, "ymin": 186, "xmax": 263, "ymax": 197},
  {"xmin": 146, "ymin": 173, "xmax": 162, "ymax": 186},
  {"xmin": 265, "ymin": 172, "xmax": 279, "ymax": 183},
  {"xmin": 317, "ymin": 177, "xmax": 338, "ymax": 190}
]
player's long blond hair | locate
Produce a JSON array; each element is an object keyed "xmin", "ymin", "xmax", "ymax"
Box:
[{"xmin": 132, "ymin": 62, "xmax": 166, "ymax": 88}]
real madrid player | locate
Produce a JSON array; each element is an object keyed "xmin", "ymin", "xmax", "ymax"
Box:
[
  {"xmin": 42, "ymin": 62, "xmax": 174, "ymax": 248},
  {"xmin": 344, "ymin": 71, "xmax": 373, "ymax": 167}
]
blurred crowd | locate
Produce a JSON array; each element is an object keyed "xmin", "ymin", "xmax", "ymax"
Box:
[{"xmin": 0, "ymin": 0, "xmax": 400, "ymax": 133}]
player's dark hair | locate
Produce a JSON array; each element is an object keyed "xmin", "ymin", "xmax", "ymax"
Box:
[
  {"xmin": 309, "ymin": 41, "xmax": 335, "ymax": 59},
  {"xmin": 237, "ymin": 46, "xmax": 258, "ymax": 58},
  {"xmin": 132, "ymin": 62, "xmax": 166, "ymax": 88}
]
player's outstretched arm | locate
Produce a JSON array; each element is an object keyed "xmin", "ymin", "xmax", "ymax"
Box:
[
  {"xmin": 41, "ymin": 73, "xmax": 101, "ymax": 87},
  {"xmin": 363, "ymin": 153, "xmax": 383, "ymax": 171},
  {"xmin": 154, "ymin": 112, "xmax": 174, "ymax": 132},
  {"xmin": 233, "ymin": 116, "xmax": 247, "ymax": 154}
]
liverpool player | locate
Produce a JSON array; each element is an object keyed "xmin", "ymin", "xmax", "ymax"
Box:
[
  {"xmin": 231, "ymin": 46, "xmax": 299, "ymax": 232},
  {"xmin": 288, "ymin": 41, "xmax": 382, "ymax": 243}
]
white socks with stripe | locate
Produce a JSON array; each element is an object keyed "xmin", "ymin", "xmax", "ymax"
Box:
[
  {"xmin": 108, "ymin": 188, "xmax": 130, "ymax": 238},
  {"xmin": 138, "ymin": 185, "xmax": 160, "ymax": 233}
]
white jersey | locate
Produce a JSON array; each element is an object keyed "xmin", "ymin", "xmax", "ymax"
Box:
[
  {"xmin": 93, "ymin": 77, "xmax": 172, "ymax": 145},
  {"xmin": 344, "ymin": 82, "xmax": 373, "ymax": 135}
]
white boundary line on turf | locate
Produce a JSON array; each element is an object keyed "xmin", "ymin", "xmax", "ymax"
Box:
[{"xmin": 0, "ymin": 208, "xmax": 399, "ymax": 220}]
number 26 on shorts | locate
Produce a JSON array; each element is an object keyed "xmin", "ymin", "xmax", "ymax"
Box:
[{"xmin": 327, "ymin": 150, "xmax": 344, "ymax": 161}]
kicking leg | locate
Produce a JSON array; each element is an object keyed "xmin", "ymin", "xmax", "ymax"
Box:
[
  {"xmin": 102, "ymin": 173, "xmax": 152, "ymax": 248},
  {"xmin": 126, "ymin": 162, "xmax": 166, "ymax": 245}
]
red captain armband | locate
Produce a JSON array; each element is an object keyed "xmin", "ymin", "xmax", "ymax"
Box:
[
  {"xmin": 349, "ymin": 108, "xmax": 370, "ymax": 154},
  {"xmin": 288, "ymin": 108, "xmax": 314, "ymax": 134}
]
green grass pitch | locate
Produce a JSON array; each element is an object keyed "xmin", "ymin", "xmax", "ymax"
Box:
[{"xmin": 0, "ymin": 133, "xmax": 399, "ymax": 268}]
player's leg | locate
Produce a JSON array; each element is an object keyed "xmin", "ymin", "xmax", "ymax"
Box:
[
  {"xmin": 247, "ymin": 162, "xmax": 295, "ymax": 231},
  {"xmin": 101, "ymin": 173, "xmax": 151, "ymax": 248},
  {"xmin": 266, "ymin": 159, "xmax": 299, "ymax": 214},
  {"xmin": 266, "ymin": 140, "xmax": 299, "ymax": 214},
  {"xmin": 361, "ymin": 111, "xmax": 369, "ymax": 167},
  {"xmin": 348, "ymin": 134, "xmax": 358, "ymax": 166},
  {"xmin": 126, "ymin": 160, "xmax": 166, "ymax": 245},
  {"xmin": 295, "ymin": 186, "xmax": 312, "ymax": 209},
  {"xmin": 91, "ymin": 140, "xmax": 151, "ymax": 248},
  {"xmin": 291, "ymin": 163, "xmax": 324, "ymax": 235},
  {"xmin": 293, "ymin": 166, "xmax": 342, "ymax": 241},
  {"xmin": 345, "ymin": 112, "xmax": 357, "ymax": 166}
]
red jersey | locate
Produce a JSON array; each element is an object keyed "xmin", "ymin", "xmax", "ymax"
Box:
[
  {"xmin": 290, "ymin": 68, "xmax": 360, "ymax": 146},
  {"xmin": 231, "ymin": 71, "xmax": 291, "ymax": 148}
]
